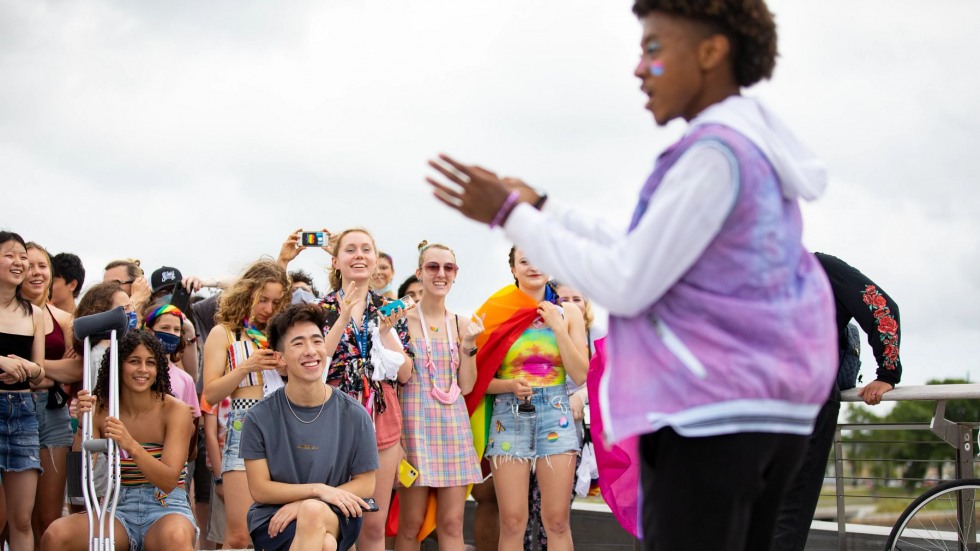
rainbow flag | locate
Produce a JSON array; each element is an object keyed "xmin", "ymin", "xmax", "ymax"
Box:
[
  {"xmin": 411, "ymin": 284, "xmax": 539, "ymax": 542},
  {"xmin": 467, "ymin": 284, "xmax": 540, "ymax": 456}
]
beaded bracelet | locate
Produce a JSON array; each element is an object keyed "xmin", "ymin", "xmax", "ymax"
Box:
[{"xmin": 490, "ymin": 190, "xmax": 521, "ymax": 229}]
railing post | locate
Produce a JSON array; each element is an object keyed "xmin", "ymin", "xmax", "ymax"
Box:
[
  {"xmin": 956, "ymin": 424, "xmax": 976, "ymax": 549},
  {"xmin": 835, "ymin": 425, "xmax": 847, "ymax": 551},
  {"xmin": 930, "ymin": 399, "xmax": 978, "ymax": 549}
]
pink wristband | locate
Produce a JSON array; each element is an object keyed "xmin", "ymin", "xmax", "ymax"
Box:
[{"xmin": 490, "ymin": 191, "xmax": 521, "ymax": 229}]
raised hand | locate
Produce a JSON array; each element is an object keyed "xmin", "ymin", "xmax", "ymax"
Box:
[
  {"xmin": 131, "ymin": 276, "xmax": 152, "ymax": 309},
  {"xmin": 462, "ymin": 314, "xmax": 486, "ymax": 347},
  {"xmin": 426, "ymin": 155, "xmax": 513, "ymax": 224},
  {"xmin": 276, "ymin": 228, "xmax": 304, "ymax": 267}
]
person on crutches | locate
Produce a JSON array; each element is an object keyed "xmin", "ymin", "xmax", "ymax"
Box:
[{"xmin": 42, "ymin": 321, "xmax": 197, "ymax": 551}]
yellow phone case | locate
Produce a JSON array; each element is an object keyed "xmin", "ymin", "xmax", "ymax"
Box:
[{"xmin": 398, "ymin": 458, "xmax": 419, "ymax": 487}]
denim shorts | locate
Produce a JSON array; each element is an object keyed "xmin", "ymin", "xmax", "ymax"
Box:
[
  {"xmin": 32, "ymin": 391, "xmax": 74, "ymax": 448},
  {"xmin": 116, "ymin": 484, "xmax": 198, "ymax": 551},
  {"xmin": 485, "ymin": 385, "xmax": 580, "ymax": 461},
  {"xmin": 0, "ymin": 392, "xmax": 42, "ymax": 473},
  {"xmin": 222, "ymin": 406, "xmax": 248, "ymax": 473}
]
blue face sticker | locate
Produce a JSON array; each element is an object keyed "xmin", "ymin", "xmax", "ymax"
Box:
[{"xmin": 644, "ymin": 41, "xmax": 664, "ymax": 76}]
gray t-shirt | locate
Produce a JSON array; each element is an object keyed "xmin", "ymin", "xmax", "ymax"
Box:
[{"xmin": 239, "ymin": 386, "xmax": 379, "ymax": 532}]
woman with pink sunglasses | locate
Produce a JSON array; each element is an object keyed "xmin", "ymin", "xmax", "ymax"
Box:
[{"xmin": 395, "ymin": 241, "xmax": 484, "ymax": 551}]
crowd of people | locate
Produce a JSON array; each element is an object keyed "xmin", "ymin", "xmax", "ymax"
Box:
[
  {"xmin": 0, "ymin": 227, "xmax": 603, "ymax": 551},
  {"xmin": 1, "ymin": 1, "xmax": 908, "ymax": 551}
]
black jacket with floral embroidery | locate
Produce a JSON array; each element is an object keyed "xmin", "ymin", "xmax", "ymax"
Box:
[{"xmin": 816, "ymin": 253, "xmax": 902, "ymax": 386}]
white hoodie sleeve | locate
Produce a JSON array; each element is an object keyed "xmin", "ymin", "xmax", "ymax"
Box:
[
  {"xmin": 504, "ymin": 142, "xmax": 737, "ymax": 317},
  {"xmin": 538, "ymin": 201, "xmax": 626, "ymax": 246}
]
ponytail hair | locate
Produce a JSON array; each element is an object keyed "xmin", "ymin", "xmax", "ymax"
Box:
[{"xmin": 417, "ymin": 240, "xmax": 455, "ymax": 268}]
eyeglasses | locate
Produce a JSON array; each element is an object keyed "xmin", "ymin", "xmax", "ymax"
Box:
[{"xmin": 422, "ymin": 262, "xmax": 459, "ymax": 276}]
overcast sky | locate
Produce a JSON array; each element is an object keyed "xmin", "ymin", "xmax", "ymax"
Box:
[{"xmin": 3, "ymin": 1, "xmax": 978, "ymax": 391}]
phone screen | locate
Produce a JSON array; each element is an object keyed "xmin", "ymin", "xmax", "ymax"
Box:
[{"xmin": 300, "ymin": 231, "xmax": 325, "ymax": 247}]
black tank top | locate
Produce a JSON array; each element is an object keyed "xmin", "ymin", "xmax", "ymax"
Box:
[{"xmin": 0, "ymin": 330, "xmax": 34, "ymax": 391}]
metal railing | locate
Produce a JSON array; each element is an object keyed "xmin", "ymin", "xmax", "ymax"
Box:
[{"xmin": 833, "ymin": 384, "xmax": 980, "ymax": 550}]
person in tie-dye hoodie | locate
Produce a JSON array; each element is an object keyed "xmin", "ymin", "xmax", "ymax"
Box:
[{"xmin": 426, "ymin": 1, "xmax": 837, "ymax": 548}]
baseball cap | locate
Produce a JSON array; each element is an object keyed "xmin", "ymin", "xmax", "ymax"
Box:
[{"xmin": 150, "ymin": 266, "xmax": 183, "ymax": 294}]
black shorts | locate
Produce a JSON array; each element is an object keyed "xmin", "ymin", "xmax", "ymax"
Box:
[
  {"xmin": 193, "ymin": 427, "xmax": 210, "ymax": 504},
  {"xmin": 250, "ymin": 506, "xmax": 362, "ymax": 551}
]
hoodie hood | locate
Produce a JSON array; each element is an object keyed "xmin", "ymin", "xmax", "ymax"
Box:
[{"xmin": 689, "ymin": 95, "xmax": 827, "ymax": 201}]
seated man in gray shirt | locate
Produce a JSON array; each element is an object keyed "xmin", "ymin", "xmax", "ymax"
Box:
[{"xmin": 240, "ymin": 303, "xmax": 379, "ymax": 551}]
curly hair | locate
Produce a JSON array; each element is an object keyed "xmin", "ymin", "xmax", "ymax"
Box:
[
  {"xmin": 93, "ymin": 330, "xmax": 172, "ymax": 411},
  {"xmin": 632, "ymin": 0, "xmax": 777, "ymax": 87},
  {"xmin": 215, "ymin": 260, "xmax": 290, "ymax": 330}
]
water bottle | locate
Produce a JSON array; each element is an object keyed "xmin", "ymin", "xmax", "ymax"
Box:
[{"xmin": 515, "ymin": 398, "xmax": 537, "ymax": 452}]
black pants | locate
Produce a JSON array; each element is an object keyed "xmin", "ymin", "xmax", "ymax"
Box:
[
  {"xmin": 641, "ymin": 428, "xmax": 807, "ymax": 551},
  {"xmin": 771, "ymin": 384, "xmax": 842, "ymax": 551}
]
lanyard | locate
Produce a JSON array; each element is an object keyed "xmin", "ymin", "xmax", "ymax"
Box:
[
  {"xmin": 339, "ymin": 289, "xmax": 371, "ymax": 357},
  {"xmin": 417, "ymin": 303, "xmax": 459, "ymax": 391}
]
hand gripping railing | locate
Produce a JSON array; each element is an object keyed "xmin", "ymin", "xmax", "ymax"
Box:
[{"xmin": 73, "ymin": 307, "xmax": 128, "ymax": 551}]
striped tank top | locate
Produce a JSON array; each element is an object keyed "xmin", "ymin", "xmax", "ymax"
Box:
[{"xmin": 120, "ymin": 443, "xmax": 186, "ymax": 487}]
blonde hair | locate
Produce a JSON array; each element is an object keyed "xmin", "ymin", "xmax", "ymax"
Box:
[
  {"xmin": 25, "ymin": 242, "xmax": 52, "ymax": 304},
  {"xmin": 215, "ymin": 260, "xmax": 290, "ymax": 330},
  {"xmin": 553, "ymin": 281, "xmax": 594, "ymax": 331},
  {"xmin": 328, "ymin": 228, "xmax": 377, "ymax": 292},
  {"xmin": 417, "ymin": 240, "xmax": 456, "ymax": 267}
]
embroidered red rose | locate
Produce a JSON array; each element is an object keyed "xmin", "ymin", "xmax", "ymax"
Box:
[
  {"xmin": 874, "ymin": 307, "xmax": 889, "ymax": 319},
  {"xmin": 872, "ymin": 294, "xmax": 888, "ymax": 308},
  {"xmin": 878, "ymin": 317, "xmax": 898, "ymax": 335},
  {"xmin": 883, "ymin": 344, "xmax": 899, "ymax": 363}
]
